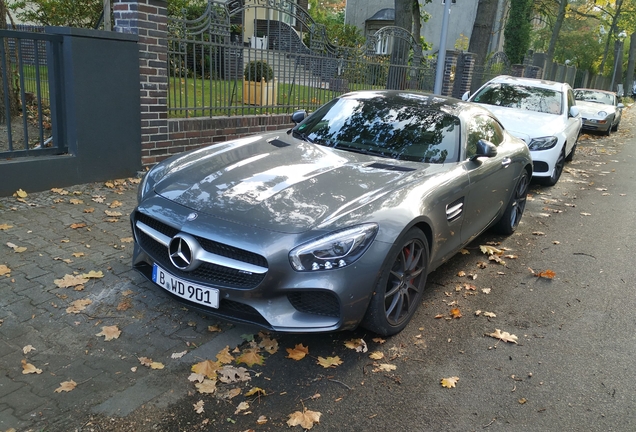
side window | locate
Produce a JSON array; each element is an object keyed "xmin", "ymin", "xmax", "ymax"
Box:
[
  {"xmin": 567, "ymin": 90, "xmax": 575, "ymax": 110},
  {"xmin": 465, "ymin": 115, "xmax": 505, "ymax": 159}
]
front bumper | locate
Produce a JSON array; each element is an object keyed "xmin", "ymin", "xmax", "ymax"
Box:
[{"xmin": 131, "ymin": 194, "xmax": 391, "ymax": 332}]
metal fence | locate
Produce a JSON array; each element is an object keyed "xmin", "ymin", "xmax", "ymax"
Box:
[
  {"xmin": 0, "ymin": 29, "xmax": 65, "ymax": 158},
  {"xmin": 167, "ymin": 0, "xmax": 437, "ymax": 118}
]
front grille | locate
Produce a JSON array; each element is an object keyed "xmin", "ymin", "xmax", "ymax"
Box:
[
  {"xmin": 288, "ymin": 291, "xmax": 340, "ymax": 317},
  {"xmin": 533, "ymin": 161, "xmax": 549, "ymax": 173},
  {"xmin": 134, "ymin": 212, "xmax": 268, "ymax": 288}
]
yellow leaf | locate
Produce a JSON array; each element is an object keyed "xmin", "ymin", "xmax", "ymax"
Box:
[
  {"xmin": 150, "ymin": 362, "xmax": 164, "ymax": 370},
  {"xmin": 373, "ymin": 363, "xmax": 396, "ymax": 372},
  {"xmin": 70, "ymin": 222, "xmax": 87, "ymax": 229},
  {"xmin": 287, "ymin": 408, "xmax": 322, "ymax": 429},
  {"xmin": 344, "ymin": 338, "xmax": 367, "ymax": 353},
  {"xmin": 195, "ymin": 378, "xmax": 217, "ymax": 394},
  {"xmin": 457, "ymin": 270, "xmax": 466, "ymax": 277},
  {"xmin": 54, "ymin": 274, "xmax": 89, "ymax": 288},
  {"xmin": 21, "ymin": 359, "xmax": 42, "ymax": 374},
  {"xmin": 286, "ymin": 343, "xmax": 309, "ymax": 360},
  {"xmin": 369, "ymin": 351, "xmax": 384, "ymax": 360},
  {"xmin": 120, "ymin": 237, "xmax": 134, "ymax": 243},
  {"xmin": 69, "ymin": 198, "xmax": 83, "ymax": 205},
  {"xmin": 487, "ymin": 329, "xmax": 518, "ymax": 344},
  {"xmin": 54, "ymin": 380, "xmax": 77, "ymax": 393},
  {"xmin": 236, "ymin": 347, "xmax": 264, "ymax": 367},
  {"xmin": 450, "ymin": 308, "xmax": 462, "ymax": 319},
  {"xmin": 83, "ymin": 208, "xmax": 95, "ymax": 213},
  {"xmin": 138, "ymin": 357, "xmax": 153, "ymax": 366},
  {"xmin": 460, "ymin": 249, "xmax": 470, "ymax": 255},
  {"xmin": 0, "ymin": 223, "xmax": 13, "ymax": 230},
  {"xmin": 109, "ymin": 200, "xmax": 123, "ymax": 208},
  {"xmin": 66, "ymin": 299, "xmax": 92, "ymax": 314},
  {"xmin": 15, "ymin": 189, "xmax": 28, "ymax": 198},
  {"xmin": 191, "ymin": 360, "xmax": 221, "ymax": 379},
  {"xmin": 483, "ymin": 312, "xmax": 496, "ymax": 318},
  {"xmin": 316, "ymin": 356, "xmax": 342, "ymax": 368},
  {"xmin": 441, "ymin": 376, "xmax": 459, "ymax": 388},
  {"xmin": 96, "ymin": 325, "xmax": 121, "ymax": 341},
  {"xmin": 216, "ymin": 346, "xmax": 234, "ymax": 364},
  {"xmin": 207, "ymin": 324, "xmax": 222, "ymax": 332},
  {"xmin": 372, "ymin": 337, "xmax": 386, "ymax": 344},
  {"xmin": 105, "ymin": 210, "xmax": 122, "ymax": 217},
  {"xmin": 72, "ymin": 252, "xmax": 85, "ymax": 258},
  {"xmin": 6, "ymin": 242, "xmax": 27, "ymax": 253},
  {"xmin": 245, "ymin": 386, "xmax": 266, "ymax": 397},
  {"xmin": 480, "ymin": 245, "xmax": 503, "ymax": 255},
  {"xmin": 81, "ymin": 270, "xmax": 104, "ymax": 279}
]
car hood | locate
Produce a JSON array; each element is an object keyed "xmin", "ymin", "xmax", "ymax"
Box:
[
  {"xmin": 574, "ymin": 101, "xmax": 615, "ymax": 117},
  {"xmin": 476, "ymin": 104, "xmax": 566, "ymax": 143},
  {"xmin": 153, "ymin": 133, "xmax": 440, "ymax": 233}
]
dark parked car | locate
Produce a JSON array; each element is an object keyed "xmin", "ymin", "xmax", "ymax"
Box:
[{"xmin": 132, "ymin": 91, "xmax": 532, "ymax": 335}]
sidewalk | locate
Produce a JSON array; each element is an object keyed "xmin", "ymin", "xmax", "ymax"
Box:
[{"xmin": 0, "ymin": 179, "xmax": 249, "ymax": 431}]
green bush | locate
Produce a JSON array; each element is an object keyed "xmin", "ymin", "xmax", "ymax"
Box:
[{"xmin": 244, "ymin": 61, "xmax": 274, "ymax": 82}]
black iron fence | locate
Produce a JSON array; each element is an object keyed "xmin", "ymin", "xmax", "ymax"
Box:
[{"xmin": 0, "ymin": 29, "xmax": 65, "ymax": 158}]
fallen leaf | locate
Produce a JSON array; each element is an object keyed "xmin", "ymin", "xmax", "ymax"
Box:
[
  {"xmin": 373, "ymin": 363, "xmax": 397, "ymax": 372},
  {"xmin": 171, "ymin": 350, "xmax": 188, "ymax": 359},
  {"xmin": 480, "ymin": 245, "xmax": 503, "ymax": 255},
  {"xmin": 66, "ymin": 299, "xmax": 92, "ymax": 314},
  {"xmin": 482, "ymin": 288, "xmax": 491, "ymax": 294},
  {"xmin": 450, "ymin": 308, "xmax": 462, "ymax": 319},
  {"xmin": 54, "ymin": 274, "xmax": 89, "ymax": 288},
  {"xmin": 237, "ymin": 347, "xmax": 264, "ymax": 367},
  {"xmin": 477, "ymin": 261, "xmax": 488, "ymax": 269},
  {"xmin": 259, "ymin": 337, "xmax": 279, "ymax": 354},
  {"xmin": 488, "ymin": 329, "xmax": 518, "ymax": 344},
  {"xmin": 372, "ymin": 337, "xmax": 386, "ymax": 344},
  {"xmin": 216, "ymin": 346, "xmax": 234, "ymax": 364},
  {"xmin": 441, "ymin": 376, "xmax": 459, "ymax": 388},
  {"xmin": 207, "ymin": 324, "xmax": 222, "ymax": 332},
  {"xmin": 72, "ymin": 252, "xmax": 85, "ymax": 258},
  {"xmin": 96, "ymin": 325, "xmax": 121, "ymax": 341},
  {"xmin": 188, "ymin": 372, "xmax": 205, "ymax": 383},
  {"xmin": 256, "ymin": 415, "xmax": 268, "ymax": 425},
  {"xmin": 536, "ymin": 269, "xmax": 556, "ymax": 279},
  {"xmin": 457, "ymin": 270, "xmax": 466, "ymax": 277},
  {"xmin": 193, "ymin": 400, "xmax": 204, "ymax": 414},
  {"xmin": 121, "ymin": 237, "xmax": 134, "ymax": 243},
  {"xmin": 195, "ymin": 379, "xmax": 217, "ymax": 394},
  {"xmin": 191, "ymin": 360, "xmax": 221, "ymax": 379},
  {"xmin": 109, "ymin": 200, "xmax": 123, "ymax": 208},
  {"xmin": 150, "ymin": 362, "xmax": 164, "ymax": 370},
  {"xmin": 234, "ymin": 401, "xmax": 250, "ymax": 415},
  {"xmin": 81, "ymin": 270, "xmax": 104, "ymax": 279},
  {"xmin": 460, "ymin": 249, "xmax": 470, "ymax": 254},
  {"xmin": 116, "ymin": 298, "xmax": 133, "ymax": 311},
  {"xmin": 23, "ymin": 345, "xmax": 36, "ymax": 354},
  {"xmin": 105, "ymin": 210, "xmax": 122, "ymax": 217},
  {"xmin": 0, "ymin": 223, "xmax": 13, "ymax": 230},
  {"xmin": 369, "ymin": 351, "xmax": 384, "ymax": 360},
  {"xmin": 69, "ymin": 198, "xmax": 83, "ymax": 205},
  {"xmin": 218, "ymin": 366, "xmax": 251, "ymax": 383},
  {"xmin": 483, "ymin": 312, "xmax": 497, "ymax": 318},
  {"xmin": 434, "ymin": 313, "xmax": 444, "ymax": 319},
  {"xmin": 344, "ymin": 338, "xmax": 368, "ymax": 353},
  {"xmin": 286, "ymin": 344, "xmax": 309, "ymax": 360},
  {"xmin": 519, "ymin": 398, "xmax": 528, "ymax": 404},
  {"xmin": 83, "ymin": 207, "xmax": 95, "ymax": 213},
  {"xmin": 21, "ymin": 359, "xmax": 42, "ymax": 374},
  {"xmin": 532, "ymin": 231, "xmax": 545, "ymax": 236},
  {"xmin": 54, "ymin": 380, "xmax": 77, "ymax": 393},
  {"xmin": 15, "ymin": 189, "xmax": 28, "ymax": 198},
  {"xmin": 317, "ymin": 356, "xmax": 342, "ymax": 368},
  {"xmin": 6, "ymin": 242, "xmax": 27, "ymax": 253},
  {"xmin": 580, "ymin": 212, "xmax": 591, "ymax": 216},
  {"xmin": 70, "ymin": 222, "xmax": 87, "ymax": 229},
  {"xmin": 287, "ymin": 409, "xmax": 321, "ymax": 429},
  {"xmin": 245, "ymin": 386, "xmax": 266, "ymax": 397}
]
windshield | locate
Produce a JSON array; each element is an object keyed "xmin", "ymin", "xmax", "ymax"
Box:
[
  {"xmin": 472, "ymin": 83, "xmax": 563, "ymax": 115},
  {"xmin": 574, "ymin": 90, "xmax": 615, "ymax": 105},
  {"xmin": 293, "ymin": 93, "xmax": 461, "ymax": 164}
]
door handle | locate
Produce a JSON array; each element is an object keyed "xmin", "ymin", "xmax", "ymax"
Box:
[{"xmin": 502, "ymin": 157, "xmax": 511, "ymax": 167}]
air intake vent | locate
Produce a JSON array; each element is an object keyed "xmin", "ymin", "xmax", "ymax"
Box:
[
  {"xmin": 367, "ymin": 163, "xmax": 415, "ymax": 172},
  {"xmin": 268, "ymin": 139, "xmax": 290, "ymax": 148}
]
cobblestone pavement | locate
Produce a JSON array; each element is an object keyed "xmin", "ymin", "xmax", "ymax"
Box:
[{"xmin": 0, "ymin": 179, "xmax": 251, "ymax": 431}]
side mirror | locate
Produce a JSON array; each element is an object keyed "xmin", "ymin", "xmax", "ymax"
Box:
[
  {"xmin": 471, "ymin": 139, "xmax": 497, "ymax": 160},
  {"xmin": 569, "ymin": 106, "xmax": 579, "ymax": 118},
  {"xmin": 618, "ymin": 103, "xmax": 625, "ymax": 109},
  {"xmin": 291, "ymin": 110, "xmax": 307, "ymax": 124},
  {"xmin": 461, "ymin": 91, "xmax": 470, "ymax": 101}
]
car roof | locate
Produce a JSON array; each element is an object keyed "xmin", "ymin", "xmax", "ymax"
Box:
[
  {"xmin": 574, "ymin": 88, "xmax": 616, "ymax": 96},
  {"xmin": 340, "ymin": 90, "xmax": 484, "ymax": 117},
  {"xmin": 486, "ymin": 75, "xmax": 571, "ymax": 91}
]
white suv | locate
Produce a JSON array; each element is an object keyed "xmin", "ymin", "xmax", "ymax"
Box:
[{"xmin": 464, "ymin": 76, "xmax": 582, "ymax": 186}]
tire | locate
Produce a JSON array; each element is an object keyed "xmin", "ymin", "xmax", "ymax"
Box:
[
  {"xmin": 612, "ymin": 121, "xmax": 619, "ymax": 132},
  {"xmin": 605, "ymin": 123, "xmax": 611, "ymax": 136},
  {"xmin": 565, "ymin": 141, "xmax": 576, "ymax": 162},
  {"xmin": 539, "ymin": 147, "xmax": 566, "ymax": 186},
  {"xmin": 361, "ymin": 228, "xmax": 429, "ymax": 336},
  {"xmin": 492, "ymin": 169, "xmax": 529, "ymax": 235}
]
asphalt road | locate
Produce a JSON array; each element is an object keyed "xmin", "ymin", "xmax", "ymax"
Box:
[{"xmin": 83, "ymin": 106, "xmax": 636, "ymax": 432}]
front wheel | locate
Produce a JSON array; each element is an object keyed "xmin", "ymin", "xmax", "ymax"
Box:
[
  {"xmin": 361, "ymin": 228, "xmax": 429, "ymax": 336},
  {"xmin": 539, "ymin": 147, "xmax": 565, "ymax": 186},
  {"xmin": 492, "ymin": 169, "xmax": 529, "ymax": 235}
]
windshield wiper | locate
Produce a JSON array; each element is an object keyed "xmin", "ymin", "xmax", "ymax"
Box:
[
  {"xmin": 337, "ymin": 146, "xmax": 391, "ymax": 159},
  {"xmin": 292, "ymin": 129, "xmax": 314, "ymax": 143}
]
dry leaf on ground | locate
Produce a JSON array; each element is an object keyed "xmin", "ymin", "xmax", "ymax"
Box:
[
  {"xmin": 372, "ymin": 363, "xmax": 397, "ymax": 372},
  {"xmin": 234, "ymin": 401, "xmax": 250, "ymax": 415},
  {"xmin": 193, "ymin": 400, "xmax": 204, "ymax": 414},
  {"xmin": 191, "ymin": 360, "xmax": 221, "ymax": 379},
  {"xmin": 6, "ymin": 242, "xmax": 27, "ymax": 253},
  {"xmin": 344, "ymin": 338, "xmax": 368, "ymax": 353},
  {"xmin": 195, "ymin": 379, "xmax": 217, "ymax": 394},
  {"xmin": 54, "ymin": 380, "xmax": 77, "ymax": 393},
  {"xmin": 21, "ymin": 359, "xmax": 42, "ymax": 374},
  {"xmin": 66, "ymin": 299, "xmax": 92, "ymax": 314},
  {"xmin": 286, "ymin": 344, "xmax": 309, "ymax": 360},
  {"xmin": 480, "ymin": 245, "xmax": 503, "ymax": 255},
  {"xmin": 237, "ymin": 347, "xmax": 264, "ymax": 367},
  {"xmin": 245, "ymin": 386, "xmax": 266, "ymax": 397},
  {"xmin": 287, "ymin": 409, "xmax": 322, "ymax": 429},
  {"xmin": 369, "ymin": 351, "xmax": 384, "ymax": 360},
  {"xmin": 0, "ymin": 265, "xmax": 10, "ymax": 276},
  {"xmin": 0, "ymin": 223, "xmax": 14, "ymax": 230},
  {"xmin": 54, "ymin": 274, "xmax": 89, "ymax": 288},
  {"xmin": 218, "ymin": 366, "xmax": 250, "ymax": 384},
  {"xmin": 487, "ymin": 329, "xmax": 518, "ymax": 344},
  {"xmin": 441, "ymin": 376, "xmax": 459, "ymax": 388},
  {"xmin": 259, "ymin": 336, "xmax": 279, "ymax": 354},
  {"xmin": 96, "ymin": 325, "xmax": 121, "ymax": 341},
  {"xmin": 22, "ymin": 345, "xmax": 35, "ymax": 354},
  {"xmin": 317, "ymin": 356, "xmax": 342, "ymax": 368},
  {"xmin": 82, "ymin": 270, "xmax": 104, "ymax": 279}
]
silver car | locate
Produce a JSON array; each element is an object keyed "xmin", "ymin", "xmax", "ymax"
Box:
[
  {"xmin": 132, "ymin": 91, "xmax": 532, "ymax": 335},
  {"xmin": 574, "ymin": 88, "xmax": 624, "ymax": 135}
]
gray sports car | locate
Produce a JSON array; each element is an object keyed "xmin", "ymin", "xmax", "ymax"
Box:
[{"xmin": 131, "ymin": 91, "xmax": 532, "ymax": 335}]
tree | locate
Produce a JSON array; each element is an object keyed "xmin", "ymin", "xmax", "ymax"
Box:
[
  {"xmin": 387, "ymin": 0, "xmax": 413, "ymax": 89},
  {"xmin": 468, "ymin": 0, "xmax": 499, "ymax": 67},
  {"xmin": 544, "ymin": 0, "xmax": 569, "ymax": 78},
  {"xmin": 8, "ymin": 0, "xmax": 103, "ymax": 28},
  {"xmin": 504, "ymin": 0, "xmax": 533, "ymax": 64},
  {"xmin": 0, "ymin": 0, "xmax": 19, "ymax": 123}
]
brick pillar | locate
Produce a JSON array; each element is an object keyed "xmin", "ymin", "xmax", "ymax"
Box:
[
  {"xmin": 114, "ymin": 0, "xmax": 168, "ymax": 165},
  {"xmin": 452, "ymin": 52, "xmax": 475, "ymax": 99},
  {"xmin": 441, "ymin": 50, "xmax": 459, "ymax": 97}
]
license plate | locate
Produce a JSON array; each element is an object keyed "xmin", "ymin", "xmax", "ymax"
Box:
[{"xmin": 152, "ymin": 264, "xmax": 219, "ymax": 309}]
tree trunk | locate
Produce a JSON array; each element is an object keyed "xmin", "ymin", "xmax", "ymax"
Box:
[
  {"xmin": 625, "ymin": 31, "xmax": 636, "ymax": 97},
  {"xmin": 544, "ymin": 0, "xmax": 568, "ymax": 79},
  {"xmin": 412, "ymin": 0, "xmax": 422, "ymax": 61},
  {"xmin": 467, "ymin": 0, "xmax": 499, "ymax": 67},
  {"xmin": 599, "ymin": 0, "xmax": 623, "ymax": 75},
  {"xmin": 387, "ymin": 0, "xmax": 413, "ymax": 89}
]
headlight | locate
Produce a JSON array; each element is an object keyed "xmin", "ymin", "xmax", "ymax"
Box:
[
  {"xmin": 528, "ymin": 136, "xmax": 558, "ymax": 151},
  {"xmin": 289, "ymin": 224, "xmax": 379, "ymax": 271},
  {"xmin": 597, "ymin": 111, "xmax": 608, "ymax": 117},
  {"xmin": 137, "ymin": 164, "xmax": 165, "ymax": 203}
]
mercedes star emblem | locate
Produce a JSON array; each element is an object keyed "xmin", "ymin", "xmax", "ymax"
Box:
[{"xmin": 168, "ymin": 234, "xmax": 198, "ymax": 271}]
